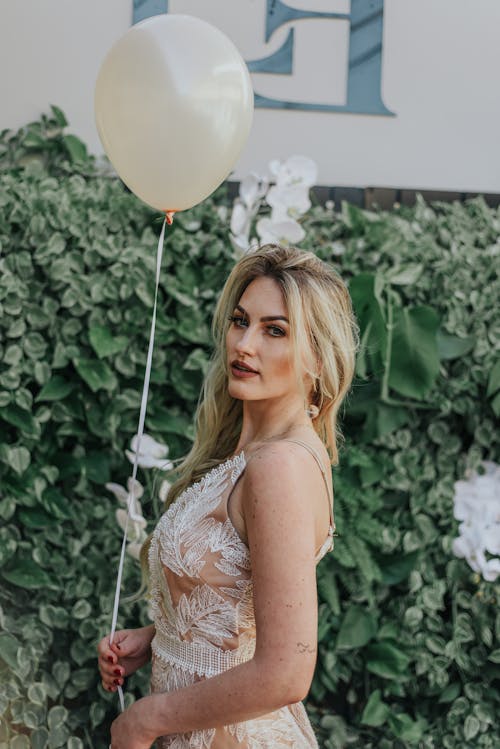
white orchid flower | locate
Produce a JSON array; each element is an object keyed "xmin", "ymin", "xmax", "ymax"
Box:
[
  {"xmin": 256, "ymin": 217, "xmax": 305, "ymax": 246},
  {"xmin": 267, "ymin": 184, "xmax": 312, "ymax": 221},
  {"xmin": 481, "ymin": 557, "xmax": 500, "ymax": 582},
  {"xmin": 331, "ymin": 241, "xmax": 345, "ymax": 256},
  {"xmin": 126, "ymin": 433, "xmax": 173, "ymax": 471},
  {"xmin": 482, "ymin": 524, "xmax": 500, "ymax": 556},
  {"xmin": 116, "ymin": 508, "xmax": 147, "ymax": 541},
  {"xmin": 230, "ymin": 173, "xmax": 269, "ymax": 256},
  {"xmin": 270, "ymin": 155, "xmax": 318, "ymax": 189},
  {"xmin": 230, "ymin": 233, "xmax": 251, "ymax": 255},
  {"xmin": 230, "ymin": 202, "xmax": 250, "ymax": 237},
  {"xmin": 239, "ymin": 173, "xmax": 268, "ymax": 209},
  {"xmin": 106, "ymin": 477, "xmax": 143, "ymax": 508},
  {"xmin": 106, "ymin": 478, "xmax": 144, "ymax": 523},
  {"xmin": 126, "ymin": 541, "xmax": 145, "ymax": 561},
  {"xmin": 451, "ymin": 460, "xmax": 500, "ymax": 582}
]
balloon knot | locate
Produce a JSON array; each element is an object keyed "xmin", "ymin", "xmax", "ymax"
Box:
[{"xmin": 165, "ymin": 211, "xmax": 175, "ymax": 225}]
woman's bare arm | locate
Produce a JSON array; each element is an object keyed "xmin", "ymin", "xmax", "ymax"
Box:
[{"xmin": 117, "ymin": 443, "xmax": 322, "ymax": 742}]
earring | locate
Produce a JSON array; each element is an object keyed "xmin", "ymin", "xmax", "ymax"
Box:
[{"xmin": 306, "ymin": 404, "xmax": 319, "ymax": 419}]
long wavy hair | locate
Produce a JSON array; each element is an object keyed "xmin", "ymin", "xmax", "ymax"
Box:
[{"xmin": 138, "ymin": 244, "xmax": 359, "ymax": 583}]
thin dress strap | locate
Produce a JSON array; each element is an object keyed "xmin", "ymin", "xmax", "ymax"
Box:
[{"xmin": 279, "ymin": 438, "xmax": 335, "ymax": 536}]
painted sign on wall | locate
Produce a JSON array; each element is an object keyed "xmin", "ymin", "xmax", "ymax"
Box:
[
  {"xmin": 133, "ymin": 0, "xmax": 394, "ymax": 115},
  {"xmin": 2, "ymin": 0, "xmax": 499, "ymax": 192}
]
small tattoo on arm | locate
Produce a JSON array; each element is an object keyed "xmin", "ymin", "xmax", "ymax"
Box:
[{"xmin": 296, "ymin": 642, "xmax": 315, "ymax": 654}]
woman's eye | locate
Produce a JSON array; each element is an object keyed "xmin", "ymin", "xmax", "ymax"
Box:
[
  {"xmin": 228, "ymin": 315, "xmax": 247, "ymax": 327},
  {"xmin": 267, "ymin": 326, "xmax": 285, "ymax": 337}
]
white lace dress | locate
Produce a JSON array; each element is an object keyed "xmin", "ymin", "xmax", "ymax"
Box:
[{"xmin": 147, "ymin": 441, "xmax": 334, "ymax": 748}]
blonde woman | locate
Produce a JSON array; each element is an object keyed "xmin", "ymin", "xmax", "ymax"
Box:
[{"xmin": 97, "ymin": 244, "xmax": 359, "ymax": 749}]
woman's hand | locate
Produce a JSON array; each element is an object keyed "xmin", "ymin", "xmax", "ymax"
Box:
[
  {"xmin": 110, "ymin": 697, "xmax": 157, "ymax": 749},
  {"xmin": 97, "ymin": 625, "xmax": 155, "ymax": 692}
]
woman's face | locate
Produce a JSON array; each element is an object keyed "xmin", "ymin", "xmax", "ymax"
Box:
[{"xmin": 226, "ymin": 276, "xmax": 306, "ymax": 404}]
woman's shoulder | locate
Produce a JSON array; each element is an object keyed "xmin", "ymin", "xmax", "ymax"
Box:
[
  {"xmin": 244, "ymin": 428, "xmax": 330, "ymax": 470},
  {"xmin": 239, "ymin": 431, "xmax": 330, "ymax": 495}
]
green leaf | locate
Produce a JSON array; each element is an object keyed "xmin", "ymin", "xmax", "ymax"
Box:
[
  {"xmin": 36, "ymin": 376, "xmax": 74, "ymax": 401},
  {"xmin": 72, "ymin": 600, "xmax": 92, "ymax": 620},
  {"xmin": 146, "ymin": 407, "xmax": 194, "ymax": 439},
  {"xmin": 2, "ymin": 445, "xmax": 31, "ymax": 475},
  {"xmin": 373, "ymin": 403, "xmax": 411, "ymax": 440},
  {"xmin": 387, "ymin": 712, "xmax": 425, "ymax": 742},
  {"xmin": 10, "ymin": 735, "xmax": 31, "ymax": 749},
  {"xmin": 183, "ymin": 347, "xmax": 210, "ymax": 375},
  {"xmin": 388, "ymin": 306, "xmax": 440, "ymax": 399},
  {"xmin": 387, "ymin": 264, "xmax": 423, "ymax": 286},
  {"xmin": 18, "ymin": 508, "xmax": 58, "ymax": 528},
  {"xmin": 83, "ymin": 451, "xmax": 111, "ymax": 483},
  {"xmin": 28, "ymin": 682, "xmax": 47, "ymax": 706},
  {"xmin": 1, "ymin": 404, "xmax": 38, "ymax": 436},
  {"xmin": 2, "ymin": 556, "xmax": 55, "ymax": 589},
  {"xmin": 67, "ymin": 738, "xmax": 84, "ymax": 749},
  {"xmin": 463, "ymin": 715, "xmax": 480, "ymax": 741},
  {"xmin": 40, "ymin": 487, "xmax": 73, "ymax": 520},
  {"xmin": 491, "ymin": 391, "xmax": 500, "ymax": 418},
  {"xmin": 90, "ymin": 702, "xmax": 106, "ymax": 729},
  {"xmin": 359, "ymin": 456, "xmax": 384, "ymax": 487},
  {"xmin": 376, "ymin": 550, "xmax": 420, "ymax": 585},
  {"xmin": 438, "ymin": 683, "xmax": 461, "ymax": 703},
  {"xmin": 73, "ymin": 357, "xmax": 117, "ymax": 392},
  {"xmin": 89, "ymin": 325, "xmax": 129, "ymax": 359},
  {"xmin": 487, "ymin": 359, "xmax": 500, "ymax": 397},
  {"xmin": 62, "ymin": 134, "xmax": 87, "ymax": 162},
  {"xmin": 365, "ymin": 641, "xmax": 410, "ymax": 679},
  {"xmin": 31, "ymin": 729, "xmax": 49, "ymax": 749},
  {"xmin": 487, "ymin": 648, "xmax": 500, "ymax": 663},
  {"xmin": 53, "ymin": 661, "xmax": 70, "ymax": 687},
  {"xmin": 361, "ymin": 689, "xmax": 389, "ymax": 726},
  {"xmin": 50, "ymin": 104, "xmax": 68, "ymax": 127},
  {"xmin": 349, "ymin": 273, "xmax": 387, "ymax": 379},
  {"xmin": 337, "ymin": 606, "xmax": 377, "ymax": 650},
  {"xmin": 0, "ymin": 632, "xmax": 21, "ymax": 669},
  {"xmin": 48, "ymin": 705, "xmax": 68, "ymax": 730},
  {"xmin": 24, "ymin": 131, "xmax": 46, "ymax": 148},
  {"xmin": 176, "ymin": 313, "xmax": 211, "ymax": 344},
  {"xmin": 317, "ymin": 573, "xmax": 340, "ymax": 616},
  {"xmin": 437, "ymin": 330, "xmax": 475, "ymax": 360}
]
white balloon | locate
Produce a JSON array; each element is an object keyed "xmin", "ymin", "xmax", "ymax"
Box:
[{"xmin": 95, "ymin": 14, "xmax": 254, "ymax": 213}]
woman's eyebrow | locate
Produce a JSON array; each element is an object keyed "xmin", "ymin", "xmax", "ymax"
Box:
[{"xmin": 235, "ymin": 304, "xmax": 289, "ymax": 323}]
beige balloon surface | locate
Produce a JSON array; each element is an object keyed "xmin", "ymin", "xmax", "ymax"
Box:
[{"xmin": 95, "ymin": 14, "xmax": 254, "ymax": 212}]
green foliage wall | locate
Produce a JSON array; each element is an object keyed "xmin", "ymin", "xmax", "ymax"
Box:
[{"xmin": 0, "ymin": 111, "xmax": 499, "ymax": 749}]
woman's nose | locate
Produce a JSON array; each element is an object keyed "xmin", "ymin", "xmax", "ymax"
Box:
[{"xmin": 235, "ymin": 326, "xmax": 257, "ymax": 356}]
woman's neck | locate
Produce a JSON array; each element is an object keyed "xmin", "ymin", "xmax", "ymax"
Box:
[{"xmin": 233, "ymin": 399, "xmax": 315, "ymax": 454}]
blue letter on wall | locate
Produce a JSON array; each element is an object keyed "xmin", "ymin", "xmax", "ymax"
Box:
[
  {"xmin": 132, "ymin": 0, "xmax": 393, "ymax": 116},
  {"xmin": 133, "ymin": 0, "xmax": 168, "ymax": 24},
  {"xmin": 249, "ymin": 0, "xmax": 393, "ymax": 115}
]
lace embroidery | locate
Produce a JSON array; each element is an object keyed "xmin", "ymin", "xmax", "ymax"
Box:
[{"xmin": 148, "ymin": 449, "xmax": 320, "ymax": 748}]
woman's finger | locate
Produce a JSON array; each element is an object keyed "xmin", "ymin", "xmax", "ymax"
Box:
[
  {"xmin": 100, "ymin": 662, "xmax": 124, "ymax": 680},
  {"xmin": 96, "ymin": 635, "xmax": 111, "ymax": 656}
]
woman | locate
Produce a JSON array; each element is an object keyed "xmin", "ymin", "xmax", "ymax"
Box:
[{"xmin": 98, "ymin": 244, "xmax": 359, "ymax": 748}]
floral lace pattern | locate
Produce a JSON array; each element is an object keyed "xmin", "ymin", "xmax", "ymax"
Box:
[{"xmin": 148, "ymin": 450, "xmax": 322, "ymax": 747}]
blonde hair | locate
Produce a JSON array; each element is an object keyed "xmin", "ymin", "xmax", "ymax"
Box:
[
  {"xmin": 137, "ymin": 244, "xmax": 359, "ymax": 584},
  {"xmin": 153, "ymin": 241, "xmax": 357, "ymax": 504}
]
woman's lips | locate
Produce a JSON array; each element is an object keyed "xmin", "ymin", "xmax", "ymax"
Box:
[{"xmin": 230, "ymin": 363, "xmax": 259, "ymax": 378}]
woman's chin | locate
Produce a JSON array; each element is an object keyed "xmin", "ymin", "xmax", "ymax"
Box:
[{"xmin": 228, "ymin": 381, "xmax": 258, "ymax": 399}]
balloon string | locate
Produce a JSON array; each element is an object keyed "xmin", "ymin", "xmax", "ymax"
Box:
[{"xmin": 108, "ymin": 214, "xmax": 171, "ymax": 713}]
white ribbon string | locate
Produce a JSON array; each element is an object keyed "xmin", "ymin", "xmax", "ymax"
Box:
[{"xmin": 108, "ymin": 216, "xmax": 167, "ymax": 712}]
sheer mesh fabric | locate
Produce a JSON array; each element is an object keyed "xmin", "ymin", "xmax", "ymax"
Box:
[{"xmin": 148, "ymin": 446, "xmax": 333, "ymax": 748}]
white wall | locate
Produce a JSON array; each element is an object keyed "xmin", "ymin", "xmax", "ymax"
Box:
[{"xmin": 1, "ymin": 0, "xmax": 499, "ymax": 192}]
